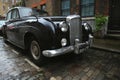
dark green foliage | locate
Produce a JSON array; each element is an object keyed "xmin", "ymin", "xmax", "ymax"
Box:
[{"xmin": 95, "ymin": 15, "xmax": 107, "ymax": 31}]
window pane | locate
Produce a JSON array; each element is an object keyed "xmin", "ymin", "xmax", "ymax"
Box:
[
  {"xmin": 12, "ymin": 10, "xmax": 19, "ymax": 19},
  {"xmin": 89, "ymin": 0, "xmax": 94, "ymax": 3},
  {"xmin": 20, "ymin": 8, "xmax": 33, "ymax": 17},
  {"xmin": 81, "ymin": 0, "xmax": 95, "ymax": 17},
  {"xmin": 7, "ymin": 11, "xmax": 12, "ymax": 20},
  {"xmin": 61, "ymin": 0, "xmax": 70, "ymax": 16},
  {"xmin": 12, "ymin": 10, "xmax": 17, "ymax": 19}
]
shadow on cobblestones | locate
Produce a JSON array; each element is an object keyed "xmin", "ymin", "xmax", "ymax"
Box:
[{"xmin": 41, "ymin": 49, "xmax": 120, "ymax": 80}]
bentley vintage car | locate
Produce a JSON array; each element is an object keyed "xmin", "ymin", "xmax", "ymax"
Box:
[{"xmin": 3, "ymin": 7, "xmax": 93, "ymax": 65}]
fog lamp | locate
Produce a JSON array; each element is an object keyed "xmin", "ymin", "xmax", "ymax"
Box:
[{"xmin": 61, "ymin": 38, "xmax": 67, "ymax": 47}]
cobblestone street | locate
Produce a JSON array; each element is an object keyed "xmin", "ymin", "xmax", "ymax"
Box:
[{"xmin": 0, "ymin": 37, "xmax": 120, "ymax": 80}]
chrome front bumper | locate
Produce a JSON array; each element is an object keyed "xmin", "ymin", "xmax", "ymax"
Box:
[{"xmin": 42, "ymin": 34, "xmax": 93, "ymax": 57}]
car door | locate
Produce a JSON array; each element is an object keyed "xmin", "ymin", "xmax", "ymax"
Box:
[
  {"xmin": 11, "ymin": 8, "xmax": 27, "ymax": 48},
  {"xmin": 6, "ymin": 9, "xmax": 20, "ymax": 44},
  {"xmin": 6, "ymin": 10, "xmax": 15, "ymax": 42}
]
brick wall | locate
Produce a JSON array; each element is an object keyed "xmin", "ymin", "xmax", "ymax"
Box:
[
  {"xmin": 25, "ymin": 0, "xmax": 41, "ymax": 8},
  {"xmin": 52, "ymin": 0, "xmax": 61, "ymax": 16},
  {"xmin": 71, "ymin": 0, "xmax": 80, "ymax": 15},
  {"xmin": 46, "ymin": 0, "xmax": 61, "ymax": 16},
  {"xmin": 46, "ymin": 0, "xmax": 53, "ymax": 16},
  {"xmin": 25, "ymin": 0, "xmax": 110, "ymax": 17},
  {"xmin": 95, "ymin": 0, "xmax": 109, "ymax": 16}
]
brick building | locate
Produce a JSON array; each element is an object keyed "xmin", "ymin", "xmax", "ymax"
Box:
[
  {"xmin": 45, "ymin": 0, "xmax": 108, "ymax": 27},
  {"xmin": 25, "ymin": 0, "xmax": 46, "ymax": 11},
  {"xmin": 25, "ymin": 0, "xmax": 120, "ymax": 34}
]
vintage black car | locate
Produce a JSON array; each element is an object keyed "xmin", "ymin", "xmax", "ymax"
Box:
[{"xmin": 3, "ymin": 7, "xmax": 93, "ymax": 65}]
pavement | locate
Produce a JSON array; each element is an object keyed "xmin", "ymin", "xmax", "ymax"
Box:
[
  {"xmin": 92, "ymin": 38, "xmax": 120, "ymax": 53},
  {"xmin": 0, "ymin": 36, "xmax": 120, "ymax": 80}
]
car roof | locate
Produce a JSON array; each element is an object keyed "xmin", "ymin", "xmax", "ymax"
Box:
[{"xmin": 9, "ymin": 7, "xmax": 31, "ymax": 11}]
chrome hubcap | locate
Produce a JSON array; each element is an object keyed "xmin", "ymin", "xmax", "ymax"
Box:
[{"xmin": 31, "ymin": 40, "xmax": 41, "ymax": 60}]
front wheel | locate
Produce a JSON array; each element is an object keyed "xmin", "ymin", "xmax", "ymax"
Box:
[{"xmin": 28, "ymin": 37, "xmax": 44, "ymax": 65}]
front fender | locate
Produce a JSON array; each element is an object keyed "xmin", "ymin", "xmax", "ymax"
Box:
[
  {"xmin": 82, "ymin": 22, "xmax": 93, "ymax": 42},
  {"xmin": 24, "ymin": 18, "xmax": 56, "ymax": 50},
  {"xmin": 82, "ymin": 22, "xmax": 93, "ymax": 35},
  {"xmin": 38, "ymin": 18, "xmax": 55, "ymax": 34}
]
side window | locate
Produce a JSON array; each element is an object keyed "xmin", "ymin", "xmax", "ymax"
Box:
[
  {"xmin": 12, "ymin": 10, "xmax": 16, "ymax": 19},
  {"xmin": 20, "ymin": 8, "xmax": 32, "ymax": 17},
  {"xmin": 11, "ymin": 9, "xmax": 20, "ymax": 19},
  {"xmin": 16, "ymin": 10, "xmax": 19, "ymax": 19},
  {"xmin": 61, "ymin": 0, "xmax": 70, "ymax": 16},
  {"xmin": 7, "ymin": 11, "xmax": 12, "ymax": 20}
]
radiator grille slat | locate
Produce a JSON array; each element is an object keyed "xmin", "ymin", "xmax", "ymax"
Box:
[{"xmin": 69, "ymin": 17, "xmax": 82, "ymax": 45}]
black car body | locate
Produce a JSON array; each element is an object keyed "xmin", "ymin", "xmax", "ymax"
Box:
[{"xmin": 3, "ymin": 7, "xmax": 93, "ymax": 65}]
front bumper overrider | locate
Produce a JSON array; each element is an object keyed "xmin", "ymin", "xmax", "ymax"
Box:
[{"xmin": 42, "ymin": 34, "xmax": 93, "ymax": 57}]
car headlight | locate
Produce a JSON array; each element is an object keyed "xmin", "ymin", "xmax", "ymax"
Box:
[
  {"xmin": 83, "ymin": 23, "xmax": 88, "ymax": 30},
  {"xmin": 59, "ymin": 21, "xmax": 68, "ymax": 32},
  {"xmin": 83, "ymin": 22, "xmax": 92, "ymax": 34},
  {"xmin": 61, "ymin": 38, "xmax": 67, "ymax": 47}
]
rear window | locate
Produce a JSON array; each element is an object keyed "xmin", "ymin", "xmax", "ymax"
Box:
[
  {"xmin": 20, "ymin": 8, "xmax": 48, "ymax": 17},
  {"xmin": 20, "ymin": 8, "xmax": 33, "ymax": 17}
]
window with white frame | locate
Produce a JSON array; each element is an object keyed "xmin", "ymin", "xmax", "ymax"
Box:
[
  {"xmin": 61, "ymin": 0, "xmax": 70, "ymax": 16},
  {"xmin": 81, "ymin": 0, "xmax": 95, "ymax": 17}
]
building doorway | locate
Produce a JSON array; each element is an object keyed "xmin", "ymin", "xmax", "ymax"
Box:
[{"xmin": 108, "ymin": 0, "xmax": 120, "ymax": 30}]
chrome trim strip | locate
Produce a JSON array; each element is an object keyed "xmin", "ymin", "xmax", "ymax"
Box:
[
  {"xmin": 66, "ymin": 15, "xmax": 82, "ymax": 45},
  {"xmin": 66, "ymin": 15, "xmax": 80, "ymax": 22},
  {"xmin": 42, "ymin": 46, "xmax": 74, "ymax": 57}
]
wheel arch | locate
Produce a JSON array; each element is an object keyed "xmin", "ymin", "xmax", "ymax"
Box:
[
  {"xmin": 24, "ymin": 32, "xmax": 38, "ymax": 50},
  {"xmin": 24, "ymin": 32, "xmax": 45, "ymax": 65}
]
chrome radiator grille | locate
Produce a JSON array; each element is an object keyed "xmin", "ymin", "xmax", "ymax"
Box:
[{"xmin": 67, "ymin": 15, "xmax": 82, "ymax": 45}]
